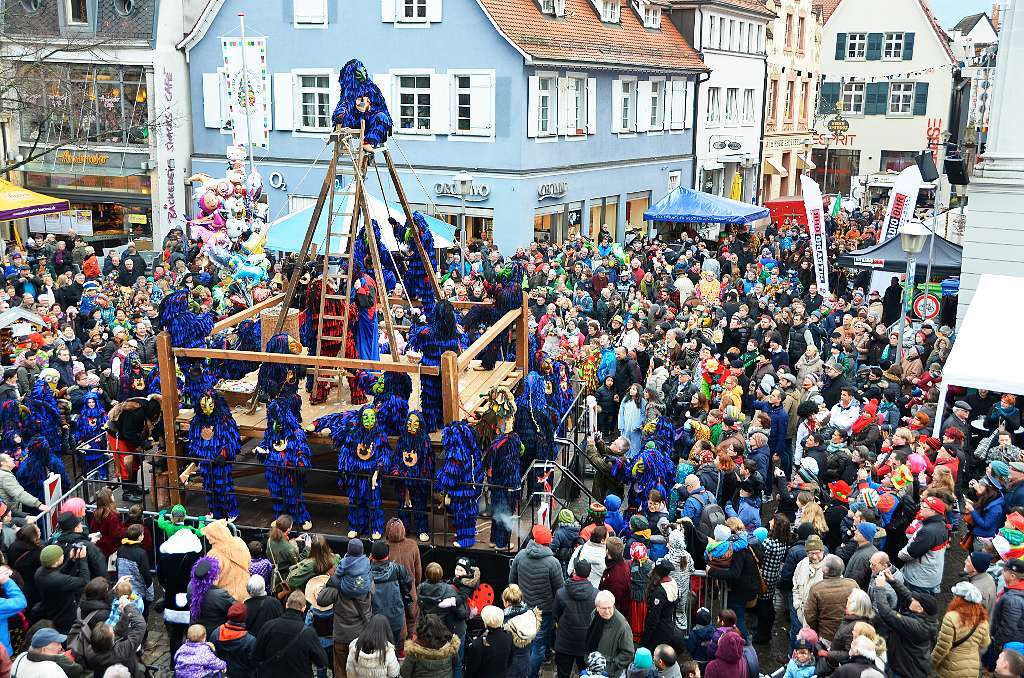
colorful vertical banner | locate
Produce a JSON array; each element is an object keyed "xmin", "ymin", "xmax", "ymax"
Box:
[
  {"xmin": 221, "ymin": 36, "xmax": 270, "ymax": 149},
  {"xmin": 880, "ymin": 164, "xmax": 922, "ymax": 241},
  {"xmin": 799, "ymin": 175, "xmax": 830, "ymax": 294}
]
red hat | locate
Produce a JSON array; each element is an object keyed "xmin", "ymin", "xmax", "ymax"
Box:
[
  {"xmin": 828, "ymin": 480, "xmax": 853, "ymax": 503},
  {"xmin": 227, "ymin": 602, "xmax": 247, "ymax": 624},
  {"xmin": 922, "ymin": 437, "xmax": 942, "ymax": 452},
  {"xmin": 924, "ymin": 496, "xmax": 947, "ymax": 515},
  {"xmin": 876, "ymin": 492, "xmax": 897, "ymax": 514},
  {"xmin": 863, "ymin": 399, "xmax": 879, "ymax": 416},
  {"xmin": 531, "ymin": 525, "xmax": 553, "ymax": 546}
]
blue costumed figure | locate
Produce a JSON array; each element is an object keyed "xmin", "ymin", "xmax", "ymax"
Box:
[
  {"xmin": 436, "ymin": 420, "xmax": 484, "ymax": 548},
  {"xmin": 512, "ymin": 372, "xmax": 557, "ymax": 489},
  {"xmin": 17, "ymin": 435, "xmax": 69, "ymax": 502},
  {"xmin": 189, "ymin": 389, "xmax": 241, "ymax": 520},
  {"xmin": 331, "ymin": 59, "xmax": 394, "ymax": 148},
  {"xmin": 158, "ymin": 288, "xmax": 215, "ymax": 351},
  {"xmin": 549, "ymin": 359, "xmax": 575, "ymax": 423},
  {"xmin": 406, "ymin": 300, "xmax": 463, "ymax": 433},
  {"xmin": 354, "ymin": 219, "xmax": 398, "ymax": 293},
  {"xmin": 374, "ymin": 372, "xmax": 412, "ymax": 437},
  {"xmin": 351, "ymin": 263, "xmax": 380, "ymax": 361},
  {"xmin": 390, "ymin": 411, "xmax": 433, "ymax": 542},
  {"xmin": 75, "ymin": 391, "xmax": 108, "ymax": 480},
  {"xmin": 0, "ymin": 401, "xmax": 24, "ymax": 464},
  {"xmin": 487, "ymin": 431, "xmax": 523, "ymax": 551},
  {"xmin": 391, "ymin": 213, "xmax": 437, "ymax": 315},
  {"xmin": 257, "ymin": 334, "xmax": 304, "ymax": 418},
  {"xmin": 480, "ymin": 262, "xmax": 524, "ymax": 370},
  {"xmin": 339, "ymin": 407, "xmax": 390, "ymax": 539},
  {"xmin": 614, "ymin": 441, "xmax": 669, "ymax": 509},
  {"xmin": 26, "ymin": 369, "xmax": 64, "ymax": 459},
  {"xmin": 260, "ymin": 396, "xmax": 312, "ymax": 530},
  {"xmin": 118, "ymin": 352, "xmax": 148, "ymax": 400}
]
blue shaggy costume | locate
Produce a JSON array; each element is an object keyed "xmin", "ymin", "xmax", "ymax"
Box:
[
  {"xmin": 406, "ymin": 300, "xmax": 463, "ymax": 433},
  {"xmin": 390, "ymin": 410, "xmax": 433, "ymax": 538},
  {"xmin": 487, "ymin": 431, "xmax": 523, "ymax": 550},
  {"xmin": 354, "ymin": 219, "xmax": 399, "ymax": 294},
  {"xmin": 17, "ymin": 435, "xmax": 69, "ymax": 502},
  {"xmin": 390, "ymin": 213, "xmax": 437, "ymax": 315},
  {"xmin": 350, "ymin": 262, "xmax": 381, "ymax": 362},
  {"xmin": 257, "ymin": 334, "xmax": 303, "ymax": 418},
  {"xmin": 436, "ymin": 420, "xmax": 484, "ymax": 547},
  {"xmin": 331, "ymin": 59, "xmax": 394, "ymax": 148},
  {"xmin": 261, "ymin": 396, "xmax": 311, "ymax": 527},
  {"xmin": 339, "ymin": 407, "xmax": 390, "ymax": 537},
  {"xmin": 26, "ymin": 376, "xmax": 63, "ymax": 458},
  {"xmin": 118, "ymin": 352, "xmax": 149, "ymax": 400},
  {"xmin": 189, "ymin": 389, "xmax": 241, "ymax": 520},
  {"xmin": 513, "ymin": 372, "xmax": 557, "ymax": 479},
  {"xmin": 480, "ymin": 263, "xmax": 524, "ymax": 370},
  {"xmin": 374, "ymin": 372, "xmax": 413, "ymax": 437},
  {"xmin": 75, "ymin": 391, "xmax": 108, "ymax": 480}
]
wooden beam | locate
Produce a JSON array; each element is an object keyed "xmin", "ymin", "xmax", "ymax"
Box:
[
  {"xmin": 457, "ymin": 307, "xmax": 521, "ymax": 371},
  {"xmin": 172, "ymin": 347, "xmax": 440, "ymax": 376},
  {"xmin": 156, "ymin": 332, "xmax": 182, "ymax": 506},
  {"xmin": 383, "ymin": 148, "xmax": 443, "ymax": 298},
  {"xmin": 211, "ymin": 293, "xmax": 285, "ymax": 334},
  {"xmin": 516, "ymin": 292, "xmax": 530, "ymax": 374},
  {"xmin": 441, "ymin": 351, "xmax": 460, "ymax": 424}
]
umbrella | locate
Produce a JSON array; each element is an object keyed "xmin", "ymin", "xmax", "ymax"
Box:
[{"xmin": 0, "ymin": 178, "xmax": 69, "ymax": 221}]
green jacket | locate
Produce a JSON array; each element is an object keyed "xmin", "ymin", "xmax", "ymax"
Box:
[
  {"xmin": 286, "ymin": 553, "xmax": 340, "ymax": 591},
  {"xmin": 156, "ymin": 510, "xmax": 205, "ymax": 539},
  {"xmin": 590, "ymin": 608, "xmax": 634, "ymax": 678}
]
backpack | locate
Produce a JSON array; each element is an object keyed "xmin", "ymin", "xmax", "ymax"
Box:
[
  {"xmin": 693, "ymin": 491, "xmax": 726, "ymax": 542},
  {"xmin": 66, "ymin": 609, "xmax": 103, "ymax": 659}
]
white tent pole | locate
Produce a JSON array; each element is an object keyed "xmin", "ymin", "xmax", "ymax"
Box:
[{"xmin": 932, "ymin": 381, "xmax": 949, "ymax": 438}]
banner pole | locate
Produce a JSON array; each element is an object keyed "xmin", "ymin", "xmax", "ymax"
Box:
[{"xmin": 237, "ymin": 12, "xmax": 256, "ymax": 176}]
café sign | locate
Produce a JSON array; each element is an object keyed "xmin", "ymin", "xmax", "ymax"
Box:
[
  {"xmin": 538, "ymin": 181, "xmax": 568, "ymax": 200},
  {"xmin": 435, "ymin": 181, "xmax": 491, "ymax": 202},
  {"xmin": 57, "ymin": 150, "xmax": 110, "ymax": 166}
]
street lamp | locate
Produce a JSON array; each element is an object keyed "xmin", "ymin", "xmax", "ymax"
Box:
[
  {"xmin": 896, "ymin": 220, "xmax": 929, "ymax": 361},
  {"xmin": 453, "ymin": 171, "xmax": 474, "ymax": 271}
]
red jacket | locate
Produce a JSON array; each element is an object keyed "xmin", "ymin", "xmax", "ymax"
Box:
[
  {"xmin": 599, "ymin": 556, "xmax": 631, "ymax": 617},
  {"xmin": 92, "ymin": 510, "xmax": 124, "ymax": 558}
]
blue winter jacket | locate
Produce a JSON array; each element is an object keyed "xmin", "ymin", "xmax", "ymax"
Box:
[
  {"xmin": 726, "ymin": 496, "xmax": 762, "ymax": 532},
  {"xmin": 971, "ymin": 493, "xmax": 1006, "ymax": 538},
  {"xmin": 752, "ymin": 401, "xmax": 791, "ymax": 457},
  {"xmin": 0, "ymin": 578, "xmax": 26, "ymax": 655}
]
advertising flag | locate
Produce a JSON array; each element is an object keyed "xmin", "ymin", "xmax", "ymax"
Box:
[
  {"xmin": 799, "ymin": 175, "xmax": 830, "ymax": 294},
  {"xmin": 221, "ymin": 36, "xmax": 270, "ymax": 149},
  {"xmin": 880, "ymin": 164, "xmax": 923, "ymax": 241}
]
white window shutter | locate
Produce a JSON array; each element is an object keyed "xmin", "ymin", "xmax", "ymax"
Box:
[
  {"xmin": 294, "ymin": 0, "xmax": 327, "ymax": 24},
  {"xmin": 381, "ymin": 0, "xmax": 396, "ymax": 22},
  {"xmin": 427, "ymin": 0, "xmax": 442, "ymax": 22},
  {"xmin": 586, "ymin": 77, "xmax": 597, "ymax": 134},
  {"xmin": 557, "ymin": 77, "xmax": 571, "ymax": 136},
  {"xmin": 684, "ymin": 79, "xmax": 695, "ymax": 128},
  {"xmin": 527, "ymin": 75, "xmax": 540, "ymax": 138},
  {"xmin": 469, "ymin": 73, "xmax": 494, "ymax": 134},
  {"xmin": 661, "ymin": 83, "xmax": 671, "ymax": 131},
  {"xmin": 637, "ymin": 80, "xmax": 651, "ymax": 133},
  {"xmin": 430, "ymin": 73, "xmax": 450, "ymax": 134},
  {"xmin": 273, "ymin": 73, "xmax": 295, "ymax": 131},
  {"xmin": 669, "ymin": 80, "xmax": 685, "ymax": 130},
  {"xmin": 202, "ymin": 73, "xmax": 222, "ymax": 128},
  {"xmin": 611, "ymin": 79, "xmax": 623, "ymax": 133},
  {"xmin": 372, "ymin": 73, "xmax": 394, "ymax": 114}
]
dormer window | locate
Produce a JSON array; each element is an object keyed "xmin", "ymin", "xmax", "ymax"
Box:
[
  {"xmin": 592, "ymin": 0, "xmax": 620, "ymax": 23},
  {"xmin": 540, "ymin": 0, "xmax": 566, "ymax": 16},
  {"xmin": 632, "ymin": 0, "xmax": 661, "ymax": 29}
]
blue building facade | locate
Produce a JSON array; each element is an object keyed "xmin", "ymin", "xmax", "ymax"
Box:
[{"xmin": 181, "ymin": 0, "xmax": 705, "ymax": 253}]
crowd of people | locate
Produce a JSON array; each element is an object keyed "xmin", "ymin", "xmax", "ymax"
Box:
[{"xmin": 0, "ymin": 202, "xmax": 1019, "ymax": 678}]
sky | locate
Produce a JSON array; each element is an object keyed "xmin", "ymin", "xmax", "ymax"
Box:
[{"xmin": 929, "ymin": 0, "xmax": 1000, "ymax": 29}]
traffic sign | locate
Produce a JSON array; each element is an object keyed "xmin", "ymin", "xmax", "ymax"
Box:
[{"xmin": 913, "ymin": 293, "xmax": 940, "ymax": 320}]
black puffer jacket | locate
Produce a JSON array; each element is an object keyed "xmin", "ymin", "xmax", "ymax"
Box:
[
  {"xmin": 552, "ymin": 576, "xmax": 597, "ymax": 656},
  {"xmin": 509, "ymin": 541, "xmax": 563, "ymax": 614},
  {"xmin": 707, "ymin": 544, "xmax": 760, "ymax": 604},
  {"xmin": 870, "ymin": 578, "xmax": 937, "ymax": 678}
]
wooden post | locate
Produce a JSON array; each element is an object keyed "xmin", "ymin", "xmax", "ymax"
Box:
[
  {"xmin": 382, "ymin": 149, "xmax": 443, "ymax": 298},
  {"xmin": 156, "ymin": 332, "xmax": 182, "ymax": 506},
  {"xmin": 516, "ymin": 292, "xmax": 530, "ymax": 374},
  {"xmin": 441, "ymin": 351, "xmax": 460, "ymax": 424}
]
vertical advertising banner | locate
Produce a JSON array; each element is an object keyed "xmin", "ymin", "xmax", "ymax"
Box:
[
  {"xmin": 221, "ymin": 36, "xmax": 270, "ymax": 149},
  {"xmin": 799, "ymin": 175, "xmax": 830, "ymax": 294},
  {"xmin": 880, "ymin": 164, "xmax": 923, "ymax": 241}
]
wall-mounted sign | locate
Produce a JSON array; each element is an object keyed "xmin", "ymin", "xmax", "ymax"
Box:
[
  {"xmin": 269, "ymin": 171, "xmax": 287, "ymax": 190},
  {"xmin": 538, "ymin": 181, "xmax": 568, "ymax": 200},
  {"xmin": 763, "ymin": 136, "xmax": 812, "ymax": 152},
  {"xmin": 812, "ymin": 131, "xmax": 858, "ymax": 147},
  {"xmin": 57, "ymin": 150, "xmax": 110, "ymax": 166},
  {"xmin": 435, "ymin": 181, "xmax": 490, "ymax": 202}
]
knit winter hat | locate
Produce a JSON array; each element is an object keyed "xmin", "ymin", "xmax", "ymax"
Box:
[
  {"xmin": 891, "ymin": 465, "xmax": 913, "ymax": 490},
  {"xmin": 40, "ymin": 544, "xmax": 63, "ymax": 568},
  {"xmin": 585, "ymin": 652, "xmax": 608, "ymax": 677},
  {"xmin": 347, "ymin": 538, "xmax": 364, "ymax": 557},
  {"xmin": 630, "ymin": 514, "xmax": 650, "ymax": 532},
  {"xmin": 860, "ymin": 488, "xmax": 879, "ymax": 509},
  {"xmin": 632, "ymin": 648, "xmax": 653, "ymax": 670},
  {"xmin": 227, "ymin": 602, "xmax": 247, "ymax": 623},
  {"xmin": 629, "ymin": 541, "xmax": 648, "ymax": 561},
  {"xmin": 969, "ymin": 551, "xmax": 993, "ymax": 573},
  {"xmin": 805, "ymin": 534, "xmax": 825, "ymax": 552},
  {"xmin": 531, "ymin": 525, "xmax": 553, "ymax": 546},
  {"xmin": 910, "ymin": 591, "xmax": 938, "ymax": 616},
  {"xmin": 923, "ymin": 496, "xmax": 947, "ymax": 515},
  {"xmin": 557, "ymin": 509, "xmax": 576, "ymax": 525},
  {"xmin": 992, "ymin": 460, "xmax": 1011, "ymax": 479},
  {"xmin": 713, "ymin": 524, "xmax": 732, "ymax": 542},
  {"xmin": 588, "ymin": 501, "xmax": 607, "ymax": 519},
  {"xmin": 857, "ymin": 522, "xmax": 878, "ymax": 542},
  {"xmin": 753, "ymin": 527, "xmax": 768, "ymax": 543},
  {"xmin": 603, "ymin": 494, "xmax": 622, "ymax": 512}
]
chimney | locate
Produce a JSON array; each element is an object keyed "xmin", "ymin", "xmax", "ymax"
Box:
[{"xmin": 992, "ymin": 3, "xmax": 1000, "ymax": 31}]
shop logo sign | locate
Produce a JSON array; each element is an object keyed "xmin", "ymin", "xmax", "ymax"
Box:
[
  {"xmin": 538, "ymin": 181, "xmax": 568, "ymax": 200},
  {"xmin": 435, "ymin": 182, "xmax": 490, "ymax": 201},
  {"xmin": 57, "ymin": 150, "xmax": 110, "ymax": 165}
]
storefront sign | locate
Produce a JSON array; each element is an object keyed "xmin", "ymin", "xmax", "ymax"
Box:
[
  {"xmin": 57, "ymin": 150, "xmax": 110, "ymax": 166},
  {"xmin": 269, "ymin": 171, "xmax": 287, "ymax": 190},
  {"xmin": 128, "ymin": 214, "xmax": 148, "ymax": 225},
  {"xmin": 435, "ymin": 181, "xmax": 490, "ymax": 202},
  {"xmin": 161, "ymin": 71, "xmax": 180, "ymax": 224},
  {"xmin": 926, "ymin": 118, "xmax": 943, "ymax": 162},
  {"xmin": 537, "ymin": 181, "xmax": 568, "ymax": 200},
  {"xmin": 763, "ymin": 136, "xmax": 812, "ymax": 152}
]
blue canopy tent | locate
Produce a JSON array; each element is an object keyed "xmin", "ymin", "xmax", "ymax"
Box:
[
  {"xmin": 266, "ymin": 187, "xmax": 455, "ymax": 254},
  {"xmin": 644, "ymin": 186, "xmax": 770, "ymax": 224}
]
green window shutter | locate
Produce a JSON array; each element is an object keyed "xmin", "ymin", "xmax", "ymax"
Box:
[
  {"xmin": 819, "ymin": 82, "xmax": 840, "ymax": 114},
  {"xmin": 867, "ymin": 33, "xmax": 883, "ymax": 60},
  {"xmin": 914, "ymin": 82, "xmax": 929, "ymax": 115},
  {"xmin": 903, "ymin": 32, "xmax": 915, "ymax": 60},
  {"xmin": 865, "ymin": 82, "xmax": 888, "ymax": 115},
  {"xmin": 835, "ymin": 33, "xmax": 847, "ymax": 60}
]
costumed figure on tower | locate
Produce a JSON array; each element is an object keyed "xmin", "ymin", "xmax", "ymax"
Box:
[
  {"xmin": 259, "ymin": 395, "xmax": 312, "ymax": 530},
  {"xmin": 188, "ymin": 389, "xmax": 241, "ymax": 521},
  {"xmin": 331, "ymin": 59, "xmax": 394, "ymax": 149},
  {"xmin": 75, "ymin": 391, "xmax": 108, "ymax": 480},
  {"xmin": 512, "ymin": 372, "xmax": 558, "ymax": 500},
  {"xmin": 389, "ymin": 410, "xmax": 433, "ymax": 542},
  {"xmin": 406, "ymin": 300, "xmax": 464, "ymax": 433},
  {"xmin": 105, "ymin": 394, "xmax": 163, "ymax": 502},
  {"xmin": 351, "ymin": 262, "xmax": 380, "ymax": 361},
  {"xmin": 390, "ymin": 212, "xmax": 438, "ymax": 315},
  {"xmin": 373, "ymin": 372, "xmax": 413, "ymax": 436},
  {"xmin": 481, "ymin": 262, "xmax": 524, "ymax": 370},
  {"xmin": 338, "ymin": 406, "xmax": 390, "ymax": 539},
  {"xmin": 435, "ymin": 420, "xmax": 484, "ymax": 548}
]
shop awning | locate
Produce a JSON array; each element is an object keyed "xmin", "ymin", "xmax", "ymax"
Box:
[
  {"xmin": 265, "ymin": 187, "xmax": 454, "ymax": 253},
  {"xmin": 643, "ymin": 186, "xmax": 770, "ymax": 225},
  {"xmin": 796, "ymin": 153, "xmax": 816, "ymax": 170},
  {"xmin": 0, "ymin": 178, "xmax": 69, "ymax": 221},
  {"xmin": 763, "ymin": 157, "xmax": 789, "ymax": 176}
]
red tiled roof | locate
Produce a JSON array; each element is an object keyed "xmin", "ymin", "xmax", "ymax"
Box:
[
  {"xmin": 476, "ymin": 0, "xmax": 708, "ymax": 72},
  {"xmin": 812, "ymin": 0, "xmax": 842, "ymax": 22}
]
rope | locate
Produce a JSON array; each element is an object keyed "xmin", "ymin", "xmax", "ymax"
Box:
[
  {"xmin": 372, "ymin": 158, "xmax": 408, "ymax": 280},
  {"xmin": 390, "ymin": 137, "xmax": 440, "ymax": 217},
  {"xmin": 267, "ymin": 139, "xmax": 331, "ymax": 224}
]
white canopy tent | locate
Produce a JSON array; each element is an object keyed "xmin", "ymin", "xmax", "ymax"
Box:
[{"xmin": 932, "ymin": 274, "xmax": 1024, "ymax": 436}]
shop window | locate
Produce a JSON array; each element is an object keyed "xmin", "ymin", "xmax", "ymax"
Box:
[
  {"xmin": 879, "ymin": 150, "xmax": 917, "ymax": 173},
  {"xmin": 66, "ymin": 0, "xmax": 89, "ymax": 24},
  {"xmin": 810, "ymin": 148, "xmax": 860, "ymax": 195},
  {"xmin": 589, "ymin": 196, "xmax": 619, "ymax": 240},
  {"xmin": 626, "ymin": 191, "xmax": 650, "ymax": 236}
]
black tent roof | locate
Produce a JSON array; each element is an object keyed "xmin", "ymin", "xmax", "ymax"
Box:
[{"xmin": 837, "ymin": 231, "xmax": 962, "ymax": 278}]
